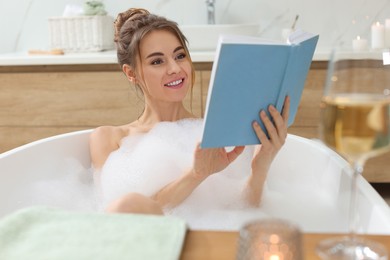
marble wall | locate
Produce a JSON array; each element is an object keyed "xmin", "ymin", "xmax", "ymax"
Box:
[{"xmin": 1, "ymin": 0, "xmax": 390, "ymax": 54}]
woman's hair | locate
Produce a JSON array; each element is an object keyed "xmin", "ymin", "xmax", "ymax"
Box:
[{"xmin": 114, "ymin": 8, "xmax": 195, "ymax": 88}]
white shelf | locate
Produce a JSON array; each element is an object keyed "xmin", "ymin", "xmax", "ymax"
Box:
[{"xmin": 0, "ymin": 48, "xmax": 385, "ymax": 66}]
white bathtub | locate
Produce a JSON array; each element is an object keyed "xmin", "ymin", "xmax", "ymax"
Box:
[{"xmin": 0, "ymin": 130, "xmax": 389, "ymax": 234}]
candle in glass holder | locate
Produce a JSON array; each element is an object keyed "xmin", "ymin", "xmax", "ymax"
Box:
[
  {"xmin": 352, "ymin": 36, "xmax": 368, "ymax": 51},
  {"xmin": 385, "ymin": 19, "xmax": 390, "ymax": 48},
  {"xmin": 371, "ymin": 21, "xmax": 385, "ymax": 49},
  {"xmin": 236, "ymin": 219, "xmax": 302, "ymax": 260}
]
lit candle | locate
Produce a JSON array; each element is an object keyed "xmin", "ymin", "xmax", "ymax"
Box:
[
  {"xmin": 352, "ymin": 36, "xmax": 368, "ymax": 51},
  {"xmin": 385, "ymin": 19, "xmax": 390, "ymax": 48},
  {"xmin": 371, "ymin": 21, "xmax": 385, "ymax": 49},
  {"xmin": 262, "ymin": 234, "xmax": 287, "ymax": 260},
  {"xmin": 237, "ymin": 219, "xmax": 302, "ymax": 260},
  {"xmin": 266, "ymin": 253, "xmax": 282, "ymax": 260}
]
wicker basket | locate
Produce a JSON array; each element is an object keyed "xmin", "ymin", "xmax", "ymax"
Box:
[{"xmin": 48, "ymin": 15, "xmax": 115, "ymax": 52}]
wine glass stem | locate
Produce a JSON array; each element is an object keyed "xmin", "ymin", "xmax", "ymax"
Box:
[{"xmin": 349, "ymin": 161, "xmax": 364, "ymax": 241}]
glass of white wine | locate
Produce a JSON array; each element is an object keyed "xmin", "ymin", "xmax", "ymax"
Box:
[{"xmin": 317, "ymin": 47, "xmax": 390, "ymax": 259}]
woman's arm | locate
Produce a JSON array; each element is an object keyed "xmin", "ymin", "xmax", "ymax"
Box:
[
  {"xmin": 152, "ymin": 144, "xmax": 244, "ymax": 209},
  {"xmin": 151, "ymin": 168, "xmax": 206, "ymax": 209},
  {"xmin": 245, "ymin": 96, "xmax": 290, "ymax": 206}
]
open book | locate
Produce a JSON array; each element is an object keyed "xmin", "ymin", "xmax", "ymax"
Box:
[{"xmin": 200, "ymin": 29, "xmax": 319, "ymax": 148}]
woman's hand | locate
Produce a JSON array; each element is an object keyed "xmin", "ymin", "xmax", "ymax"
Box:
[
  {"xmin": 152, "ymin": 143, "xmax": 244, "ymax": 209},
  {"xmin": 251, "ymin": 96, "xmax": 290, "ymax": 173},
  {"xmin": 245, "ymin": 96, "xmax": 290, "ymax": 206},
  {"xmin": 192, "ymin": 143, "xmax": 245, "ymax": 180}
]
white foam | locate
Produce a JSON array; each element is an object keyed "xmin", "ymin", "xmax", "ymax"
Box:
[
  {"xmin": 17, "ymin": 118, "xmax": 350, "ymax": 233},
  {"xmin": 98, "ymin": 118, "xmax": 349, "ymax": 232},
  {"xmin": 25, "ymin": 158, "xmax": 98, "ymax": 212}
]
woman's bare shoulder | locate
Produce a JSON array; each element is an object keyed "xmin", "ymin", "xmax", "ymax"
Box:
[
  {"xmin": 89, "ymin": 125, "xmax": 129, "ymax": 169},
  {"xmin": 90, "ymin": 125, "xmax": 128, "ymax": 145},
  {"xmin": 91, "ymin": 125, "xmax": 125, "ymax": 139}
]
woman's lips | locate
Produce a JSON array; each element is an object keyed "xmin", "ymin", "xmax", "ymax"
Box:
[{"xmin": 164, "ymin": 78, "xmax": 184, "ymax": 89}]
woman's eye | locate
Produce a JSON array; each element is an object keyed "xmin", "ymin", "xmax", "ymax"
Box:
[
  {"xmin": 151, "ymin": 59, "xmax": 163, "ymax": 65},
  {"xmin": 176, "ymin": 53, "xmax": 186, "ymax": 60}
]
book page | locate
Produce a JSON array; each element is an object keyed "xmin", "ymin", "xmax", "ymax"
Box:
[
  {"xmin": 219, "ymin": 34, "xmax": 286, "ymax": 45},
  {"xmin": 220, "ymin": 29, "xmax": 316, "ymax": 46},
  {"xmin": 288, "ymin": 29, "xmax": 316, "ymax": 44}
]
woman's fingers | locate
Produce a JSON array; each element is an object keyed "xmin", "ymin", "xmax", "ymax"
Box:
[
  {"xmin": 268, "ymin": 105, "xmax": 287, "ymax": 141},
  {"xmin": 253, "ymin": 104, "xmax": 289, "ymax": 147},
  {"xmin": 226, "ymin": 146, "xmax": 245, "ymax": 163},
  {"xmin": 194, "ymin": 143, "xmax": 245, "ymax": 177},
  {"xmin": 252, "ymin": 119, "xmax": 270, "ymax": 145},
  {"xmin": 259, "ymin": 108, "xmax": 282, "ymax": 147}
]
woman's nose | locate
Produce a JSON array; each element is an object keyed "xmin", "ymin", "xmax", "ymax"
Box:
[{"xmin": 167, "ymin": 59, "xmax": 181, "ymax": 74}]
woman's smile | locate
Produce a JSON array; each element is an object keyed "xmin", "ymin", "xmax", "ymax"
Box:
[{"xmin": 164, "ymin": 78, "xmax": 185, "ymax": 89}]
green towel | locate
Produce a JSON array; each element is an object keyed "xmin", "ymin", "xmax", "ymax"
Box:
[{"xmin": 0, "ymin": 207, "xmax": 187, "ymax": 260}]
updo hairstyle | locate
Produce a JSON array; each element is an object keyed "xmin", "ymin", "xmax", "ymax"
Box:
[{"xmin": 114, "ymin": 8, "xmax": 195, "ymax": 86}]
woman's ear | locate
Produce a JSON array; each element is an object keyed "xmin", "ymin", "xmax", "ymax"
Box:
[{"xmin": 122, "ymin": 64, "xmax": 137, "ymax": 83}]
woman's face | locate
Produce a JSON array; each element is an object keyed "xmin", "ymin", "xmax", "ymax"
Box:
[{"xmin": 136, "ymin": 29, "xmax": 192, "ymax": 103}]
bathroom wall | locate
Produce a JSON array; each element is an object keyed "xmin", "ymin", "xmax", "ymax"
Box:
[{"xmin": 1, "ymin": 0, "xmax": 390, "ymax": 54}]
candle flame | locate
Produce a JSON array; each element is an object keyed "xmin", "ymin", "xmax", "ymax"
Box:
[
  {"xmin": 270, "ymin": 254, "xmax": 280, "ymax": 260},
  {"xmin": 357, "ymin": 35, "xmax": 360, "ymax": 40}
]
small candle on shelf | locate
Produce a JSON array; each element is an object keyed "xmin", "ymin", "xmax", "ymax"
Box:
[
  {"xmin": 371, "ymin": 21, "xmax": 385, "ymax": 49},
  {"xmin": 385, "ymin": 19, "xmax": 390, "ymax": 48},
  {"xmin": 352, "ymin": 36, "xmax": 368, "ymax": 52}
]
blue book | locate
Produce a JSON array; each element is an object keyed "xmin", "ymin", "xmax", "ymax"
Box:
[{"xmin": 200, "ymin": 29, "xmax": 319, "ymax": 148}]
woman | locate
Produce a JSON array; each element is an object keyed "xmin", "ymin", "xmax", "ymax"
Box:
[{"xmin": 89, "ymin": 8, "xmax": 290, "ymax": 215}]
